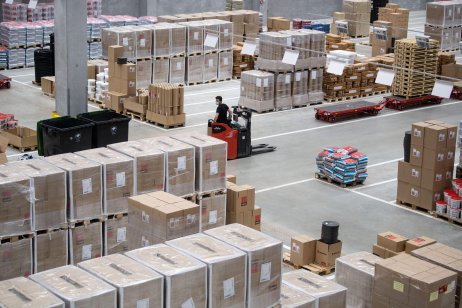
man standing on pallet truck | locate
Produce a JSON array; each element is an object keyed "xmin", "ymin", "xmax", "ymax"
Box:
[{"xmin": 214, "ymin": 96, "xmax": 232, "ymax": 125}]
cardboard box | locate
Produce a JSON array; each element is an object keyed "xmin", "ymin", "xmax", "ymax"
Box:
[
  {"xmin": 372, "ymin": 244, "xmax": 399, "ymax": 259},
  {"xmin": 108, "ymin": 140, "xmax": 165, "ymax": 195},
  {"xmin": 76, "ymin": 148, "xmax": 134, "ymax": 215},
  {"xmin": 104, "ymin": 213, "xmax": 129, "ymax": 255},
  {"xmin": 423, "ymin": 147, "xmax": 446, "ymax": 171},
  {"xmin": 114, "ymin": 63, "xmax": 136, "ymax": 80},
  {"xmin": 0, "ymin": 235, "xmax": 33, "ymax": 280},
  {"xmin": 126, "ymin": 244, "xmax": 207, "ymax": 308},
  {"xmin": 145, "ymin": 112, "xmax": 186, "ymax": 127},
  {"xmin": 0, "ymin": 165, "xmax": 32, "ymax": 236},
  {"xmin": 41, "ymin": 76, "xmax": 55, "ymax": 96},
  {"xmin": 251, "ymin": 206, "xmax": 261, "ymax": 231},
  {"xmin": 109, "ymin": 76, "xmax": 136, "ymax": 96},
  {"xmin": 397, "ymin": 161, "xmax": 422, "ymax": 186},
  {"xmin": 283, "ymin": 270, "xmax": 347, "ymax": 308},
  {"xmin": 409, "ymin": 144, "xmax": 423, "ymax": 167},
  {"xmin": 421, "ymin": 168, "xmax": 446, "ymax": 191},
  {"xmin": 0, "ymin": 277, "xmax": 64, "ymax": 307},
  {"xmin": 420, "ymin": 187, "xmax": 443, "ymax": 211},
  {"xmin": 108, "ymin": 45, "xmax": 124, "ymax": 63},
  {"xmin": 226, "ymin": 184, "xmax": 255, "ymax": 213},
  {"xmin": 34, "ymin": 228, "xmax": 68, "ymax": 273},
  {"xmin": 10, "ymin": 159, "xmax": 66, "ymax": 231},
  {"xmin": 171, "ymin": 134, "xmax": 227, "ymax": 193},
  {"xmin": 78, "ymin": 254, "xmax": 164, "ymax": 308},
  {"xmin": 315, "ymin": 240, "xmax": 342, "ymax": 267},
  {"xmin": 199, "ymin": 193, "xmax": 226, "ymax": 231},
  {"xmin": 87, "ymin": 63, "xmax": 96, "ymax": 80},
  {"xmin": 0, "ymin": 127, "xmax": 37, "ymax": 150},
  {"xmin": 205, "ymin": 224, "xmax": 282, "ymax": 308},
  {"xmin": 44, "ymin": 153, "xmax": 103, "ymax": 221},
  {"xmin": 439, "ymin": 123, "xmax": 458, "ymax": 149},
  {"xmin": 424, "ymin": 125, "xmax": 447, "ymax": 151},
  {"xmin": 226, "ymin": 174, "xmax": 236, "ymax": 184},
  {"xmin": 167, "ymin": 233, "xmax": 247, "ymax": 307},
  {"xmin": 405, "ymin": 236, "xmax": 436, "ymax": 253},
  {"xmin": 426, "ymin": 1, "xmax": 455, "ymax": 27},
  {"xmin": 290, "ymin": 235, "xmax": 316, "ymax": 266},
  {"xmin": 69, "ymin": 220, "xmax": 102, "ymax": 264},
  {"xmin": 30, "ymin": 265, "xmax": 117, "ymax": 307},
  {"xmin": 0, "ymin": 135, "xmax": 8, "ymax": 164},
  {"xmin": 377, "ymin": 232, "xmax": 407, "ymax": 253},
  {"xmin": 280, "ymin": 282, "xmax": 317, "ymax": 308},
  {"xmin": 446, "ymin": 148, "xmax": 456, "ymax": 168},
  {"xmin": 374, "ymin": 254, "xmax": 457, "ymax": 308},
  {"xmin": 336, "ymin": 252, "xmax": 382, "ymax": 308},
  {"xmin": 106, "ymin": 91, "xmax": 128, "ymax": 113},
  {"xmin": 411, "ymin": 122, "xmax": 432, "ymax": 146}
]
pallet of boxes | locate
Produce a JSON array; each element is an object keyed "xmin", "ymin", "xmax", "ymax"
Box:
[
  {"xmin": 146, "ymin": 83, "xmax": 185, "ymax": 128},
  {"xmin": 397, "ymin": 120, "xmax": 457, "ymax": 214},
  {"xmin": 425, "ymin": 1, "xmax": 462, "ymax": 52},
  {"xmin": 226, "ymin": 179, "xmax": 261, "ymax": 230},
  {"xmin": 377, "ymin": 3, "xmax": 409, "ymax": 41},
  {"xmin": 233, "ymin": 42, "xmax": 255, "ymax": 79},
  {"xmin": 342, "ymin": 0, "xmax": 371, "ymax": 38}
]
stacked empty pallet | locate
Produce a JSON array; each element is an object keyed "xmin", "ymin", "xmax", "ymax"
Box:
[
  {"xmin": 146, "ymin": 83, "xmax": 185, "ymax": 128},
  {"xmin": 425, "ymin": 1, "xmax": 462, "ymax": 51},
  {"xmin": 393, "ymin": 38, "xmax": 438, "ymax": 98}
]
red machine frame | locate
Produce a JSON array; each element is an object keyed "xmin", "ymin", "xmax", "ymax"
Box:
[
  {"xmin": 0, "ymin": 74, "xmax": 11, "ymax": 89},
  {"xmin": 383, "ymin": 95, "xmax": 443, "ymax": 111},
  {"xmin": 314, "ymin": 101, "xmax": 386, "ymax": 123}
]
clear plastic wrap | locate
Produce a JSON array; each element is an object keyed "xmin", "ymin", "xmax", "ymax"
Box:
[
  {"xmin": 199, "ymin": 193, "xmax": 226, "ymax": 231},
  {"xmin": 108, "ymin": 140, "xmax": 165, "ymax": 195},
  {"xmin": 292, "ymin": 71, "xmax": 309, "ymax": 107},
  {"xmin": 203, "ymin": 20, "xmax": 219, "ymax": 53},
  {"xmin": 239, "ymin": 70, "xmax": 275, "ymax": 112},
  {"xmin": 170, "ymin": 57, "xmax": 186, "ymax": 84},
  {"xmin": 426, "ymin": 2, "xmax": 456, "ymax": 27},
  {"xmin": 104, "ymin": 214, "xmax": 129, "ymax": 255},
  {"xmin": 141, "ymin": 137, "xmax": 195, "ymax": 197},
  {"xmin": 171, "ymin": 133, "xmax": 227, "ymax": 193},
  {"xmin": 69, "ymin": 220, "xmax": 102, "ymax": 265},
  {"xmin": 125, "ymin": 244, "xmax": 207, "ymax": 308},
  {"xmin": 34, "ymin": 228, "xmax": 68, "ymax": 274},
  {"xmin": 257, "ymin": 32, "xmax": 293, "ymax": 71},
  {"xmin": 102, "ymin": 27, "xmax": 136, "ymax": 60},
  {"xmin": 203, "ymin": 53, "xmax": 219, "ymax": 82},
  {"xmin": 78, "ymin": 254, "xmax": 164, "ymax": 308},
  {"xmin": 136, "ymin": 59, "xmax": 152, "ymax": 89},
  {"xmin": 10, "ymin": 159, "xmax": 66, "ymax": 231},
  {"xmin": 204, "ymin": 223, "xmax": 282, "ymax": 308},
  {"xmin": 0, "ymin": 277, "xmax": 64, "ymax": 308},
  {"xmin": 218, "ymin": 20, "xmax": 233, "ymax": 51},
  {"xmin": 274, "ymin": 72, "xmax": 293, "ymax": 109},
  {"xmin": 30, "ymin": 265, "xmax": 116, "ymax": 307},
  {"xmin": 76, "ymin": 148, "xmax": 134, "ymax": 215},
  {"xmin": 187, "ymin": 54, "xmax": 204, "ymax": 84},
  {"xmin": 281, "ymin": 282, "xmax": 317, "ymax": 308},
  {"xmin": 144, "ymin": 23, "xmax": 170, "ymax": 57},
  {"xmin": 0, "ymin": 165, "xmax": 32, "ymax": 236},
  {"xmin": 180, "ymin": 21, "xmax": 204, "ymax": 55},
  {"xmin": 335, "ymin": 251, "xmax": 382, "ymax": 308},
  {"xmin": 152, "ymin": 58, "xmax": 170, "ymax": 83},
  {"xmin": 44, "ymin": 154, "xmax": 103, "ymax": 222},
  {"xmin": 282, "ymin": 269, "xmax": 347, "ymax": 308},
  {"xmin": 130, "ymin": 26, "xmax": 152, "ymax": 59},
  {"xmin": 308, "ymin": 68, "xmax": 324, "ymax": 103},
  {"xmin": 218, "ymin": 51, "xmax": 233, "ymax": 80},
  {"xmin": 0, "ymin": 234, "xmax": 33, "ymax": 280},
  {"xmin": 167, "ymin": 233, "xmax": 246, "ymax": 308}
]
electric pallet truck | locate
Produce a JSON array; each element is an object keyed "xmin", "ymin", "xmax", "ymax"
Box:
[{"xmin": 208, "ymin": 107, "xmax": 276, "ymax": 160}]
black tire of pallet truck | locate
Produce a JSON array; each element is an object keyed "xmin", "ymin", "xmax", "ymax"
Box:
[
  {"xmin": 371, "ymin": 109, "xmax": 379, "ymax": 116},
  {"xmin": 315, "ymin": 113, "xmax": 320, "ymax": 120},
  {"xmin": 6, "ymin": 82, "xmax": 10, "ymax": 89},
  {"xmin": 398, "ymin": 105, "xmax": 404, "ymax": 111},
  {"xmin": 329, "ymin": 116, "xmax": 336, "ymax": 123}
]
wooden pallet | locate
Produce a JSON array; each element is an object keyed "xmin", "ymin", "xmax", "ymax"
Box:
[
  {"xmin": 323, "ymin": 95, "xmax": 360, "ymax": 103},
  {"xmin": 0, "ymin": 233, "xmax": 33, "ymax": 243},
  {"xmin": 396, "ymin": 200, "xmax": 433, "ymax": 215},
  {"xmin": 218, "ymin": 77, "xmax": 232, "ymax": 82},
  {"xmin": 187, "ymin": 52, "xmax": 203, "ymax": 56},
  {"xmin": 124, "ymin": 109, "xmax": 146, "ymax": 121},
  {"xmin": 204, "ymin": 50, "xmax": 219, "ymax": 54},
  {"xmin": 9, "ymin": 144, "xmax": 37, "ymax": 153},
  {"xmin": 315, "ymin": 172, "xmax": 364, "ymax": 188},
  {"xmin": 433, "ymin": 212, "xmax": 462, "ymax": 227},
  {"xmin": 136, "ymin": 57, "xmax": 152, "ymax": 61},
  {"xmin": 197, "ymin": 189, "xmax": 227, "ymax": 200},
  {"xmin": 232, "ymin": 76, "xmax": 241, "ymax": 80},
  {"xmin": 348, "ymin": 34, "xmax": 369, "ymax": 39},
  {"xmin": 68, "ymin": 217, "xmax": 105, "ymax": 228},
  {"xmin": 182, "ymin": 193, "xmax": 197, "ymax": 203},
  {"xmin": 146, "ymin": 120, "xmax": 185, "ymax": 129},
  {"xmin": 283, "ymin": 252, "xmax": 335, "ymax": 276},
  {"xmin": 292, "ymin": 104, "xmax": 309, "ymax": 108}
]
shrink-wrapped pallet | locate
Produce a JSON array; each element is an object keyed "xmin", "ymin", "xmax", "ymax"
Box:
[
  {"xmin": 203, "ymin": 20, "xmax": 219, "ymax": 53},
  {"xmin": 308, "ymin": 68, "xmax": 324, "ymax": 103},
  {"xmin": 34, "ymin": 228, "xmax": 68, "ymax": 273},
  {"xmin": 170, "ymin": 57, "xmax": 186, "ymax": 84},
  {"xmin": 218, "ymin": 51, "xmax": 233, "ymax": 80},
  {"xmin": 204, "ymin": 53, "xmax": 218, "ymax": 82},
  {"xmin": 310, "ymin": 30, "xmax": 327, "ymax": 68},
  {"xmin": 199, "ymin": 193, "xmax": 226, "ymax": 231},
  {"xmin": 167, "ymin": 233, "xmax": 246, "ymax": 308},
  {"xmin": 181, "ymin": 21, "xmax": 204, "ymax": 55},
  {"xmin": 0, "ymin": 234, "xmax": 33, "ymax": 280},
  {"xmin": 102, "ymin": 27, "xmax": 136, "ymax": 60},
  {"xmin": 275, "ymin": 72, "xmax": 293, "ymax": 109},
  {"xmin": 136, "ymin": 59, "xmax": 152, "ymax": 89},
  {"xmin": 187, "ymin": 54, "xmax": 204, "ymax": 83},
  {"xmin": 239, "ymin": 70, "xmax": 275, "ymax": 112},
  {"xmin": 131, "ymin": 26, "xmax": 151, "ymax": 59},
  {"xmin": 280, "ymin": 282, "xmax": 317, "ymax": 308},
  {"xmin": 0, "ymin": 277, "xmax": 64, "ymax": 307},
  {"xmin": 292, "ymin": 70, "xmax": 309, "ymax": 107},
  {"xmin": 126, "ymin": 244, "xmax": 207, "ymax": 308},
  {"xmin": 218, "ymin": 20, "xmax": 233, "ymax": 51},
  {"xmin": 257, "ymin": 32, "xmax": 293, "ymax": 71},
  {"xmin": 171, "ymin": 23, "xmax": 187, "ymax": 56},
  {"xmin": 153, "ymin": 58, "xmax": 169, "ymax": 83},
  {"xmin": 69, "ymin": 220, "xmax": 103, "ymax": 264},
  {"xmin": 104, "ymin": 214, "xmax": 129, "ymax": 255},
  {"xmin": 205, "ymin": 224, "xmax": 282, "ymax": 308},
  {"xmin": 146, "ymin": 23, "xmax": 170, "ymax": 57}
]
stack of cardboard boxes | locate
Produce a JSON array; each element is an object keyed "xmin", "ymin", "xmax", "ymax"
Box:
[
  {"xmin": 267, "ymin": 17, "xmax": 291, "ymax": 31},
  {"xmin": 232, "ymin": 43, "xmax": 255, "ymax": 78},
  {"xmin": 290, "ymin": 234, "xmax": 342, "ymax": 269},
  {"xmin": 377, "ymin": 3, "xmax": 410, "ymax": 40},
  {"xmin": 226, "ymin": 181, "xmax": 260, "ymax": 231},
  {"xmin": 326, "ymin": 34, "xmax": 355, "ymax": 52},
  {"xmin": 425, "ymin": 1, "xmax": 462, "ymax": 51},
  {"xmin": 437, "ymin": 51, "xmax": 456, "ymax": 75},
  {"xmin": 331, "ymin": 12, "xmax": 347, "ymax": 36},
  {"xmin": 397, "ymin": 120, "xmax": 457, "ymax": 211},
  {"xmin": 371, "ymin": 20, "xmax": 393, "ymax": 56},
  {"xmin": 372, "ymin": 231, "xmax": 437, "ymax": 259},
  {"xmin": 342, "ymin": 0, "xmax": 371, "ymax": 38},
  {"xmin": 146, "ymin": 83, "xmax": 185, "ymax": 127}
]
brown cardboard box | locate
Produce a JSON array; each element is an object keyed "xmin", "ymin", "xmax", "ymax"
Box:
[
  {"xmin": 377, "ymin": 232, "xmax": 407, "ymax": 252},
  {"xmin": 126, "ymin": 244, "xmax": 207, "ymax": 308},
  {"xmin": 397, "ymin": 181, "xmax": 421, "ymax": 206},
  {"xmin": 446, "ymin": 148, "xmax": 456, "ymax": 167},
  {"xmin": 175, "ymin": 200, "xmax": 200, "ymax": 236},
  {"xmin": 439, "ymin": 123, "xmax": 458, "ymax": 149},
  {"xmin": 69, "ymin": 221, "xmax": 102, "ymax": 264},
  {"xmin": 0, "ymin": 135, "xmax": 8, "ymax": 164},
  {"xmin": 0, "ymin": 277, "xmax": 64, "ymax": 307},
  {"xmin": 78, "ymin": 254, "xmax": 163, "ymax": 308},
  {"xmin": 424, "ymin": 125, "xmax": 447, "ymax": 150},
  {"xmin": 34, "ymin": 228, "xmax": 67, "ymax": 273},
  {"xmin": 226, "ymin": 174, "xmax": 236, "ymax": 184},
  {"xmin": 423, "ymin": 147, "xmax": 446, "ymax": 171},
  {"xmin": 108, "ymin": 140, "xmax": 165, "ymax": 195},
  {"xmin": 420, "ymin": 188, "xmax": 443, "ymax": 211},
  {"xmin": 30, "ymin": 265, "xmax": 116, "ymax": 307},
  {"xmin": 167, "ymin": 233, "xmax": 247, "ymax": 307},
  {"xmin": 0, "ymin": 235, "xmax": 33, "ymax": 280},
  {"xmin": 373, "ymin": 244, "xmax": 399, "ymax": 259},
  {"xmin": 290, "ymin": 235, "xmax": 316, "ymax": 266},
  {"xmin": 405, "ymin": 236, "xmax": 436, "ymax": 253},
  {"xmin": 114, "ymin": 63, "xmax": 136, "ymax": 80},
  {"xmin": 315, "ymin": 240, "xmax": 342, "ymax": 267},
  {"xmin": 374, "ymin": 254, "xmax": 457, "ymax": 308},
  {"xmin": 205, "ymin": 224, "xmax": 282, "ymax": 308},
  {"xmin": 45, "ymin": 153, "xmax": 102, "ymax": 221},
  {"xmin": 410, "ymin": 144, "xmax": 423, "ymax": 167},
  {"xmin": 397, "ymin": 161, "xmax": 422, "ymax": 186},
  {"xmin": 251, "ymin": 206, "xmax": 261, "ymax": 231},
  {"xmin": 0, "ymin": 127, "xmax": 37, "ymax": 150},
  {"xmin": 11, "ymin": 160, "xmax": 66, "ymax": 231},
  {"xmin": 199, "ymin": 193, "xmax": 226, "ymax": 231},
  {"xmin": 104, "ymin": 214, "xmax": 128, "ymax": 255},
  {"xmin": 421, "ymin": 168, "xmax": 446, "ymax": 191},
  {"xmin": 76, "ymin": 148, "xmax": 134, "ymax": 215},
  {"xmin": 411, "ymin": 122, "xmax": 432, "ymax": 146},
  {"xmin": 108, "ymin": 45, "xmax": 124, "ymax": 63},
  {"xmin": 108, "ymin": 76, "xmax": 136, "ymax": 96},
  {"xmin": 226, "ymin": 184, "xmax": 255, "ymax": 213},
  {"xmin": 441, "ymin": 63, "xmax": 462, "ymax": 79},
  {"xmin": 0, "ymin": 165, "xmax": 32, "ymax": 236},
  {"xmin": 107, "ymin": 91, "xmax": 128, "ymax": 113},
  {"xmin": 87, "ymin": 63, "xmax": 96, "ymax": 80},
  {"xmin": 283, "ymin": 270, "xmax": 347, "ymax": 308},
  {"xmin": 171, "ymin": 134, "xmax": 227, "ymax": 193},
  {"xmin": 280, "ymin": 282, "xmax": 317, "ymax": 308},
  {"xmin": 426, "ymin": 2, "xmax": 456, "ymax": 27}
]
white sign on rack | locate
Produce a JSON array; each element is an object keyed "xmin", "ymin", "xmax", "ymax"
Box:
[
  {"xmin": 327, "ymin": 59, "xmax": 346, "ymax": 76},
  {"xmin": 432, "ymin": 80, "xmax": 454, "ymax": 98},
  {"xmin": 375, "ymin": 68, "xmax": 395, "ymax": 86},
  {"xmin": 282, "ymin": 49, "xmax": 299, "ymax": 65},
  {"xmin": 28, "ymin": 0, "xmax": 38, "ymax": 9},
  {"xmin": 241, "ymin": 42, "xmax": 257, "ymax": 56},
  {"xmin": 204, "ymin": 34, "xmax": 218, "ymax": 48},
  {"xmin": 5, "ymin": 0, "xmax": 14, "ymax": 4}
]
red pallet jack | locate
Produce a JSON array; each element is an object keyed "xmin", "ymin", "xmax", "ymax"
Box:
[
  {"xmin": 383, "ymin": 95, "xmax": 443, "ymax": 110},
  {"xmin": 0, "ymin": 74, "xmax": 11, "ymax": 89},
  {"xmin": 209, "ymin": 107, "xmax": 276, "ymax": 160}
]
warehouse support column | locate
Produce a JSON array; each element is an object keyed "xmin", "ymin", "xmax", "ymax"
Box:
[{"xmin": 54, "ymin": 0, "xmax": 88, "ymax": 116}]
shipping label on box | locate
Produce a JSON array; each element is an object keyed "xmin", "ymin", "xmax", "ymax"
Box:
[
  {"xmin": 424, "ymin": 125, "xmax": 447, "ymax": 151},
  {"xmin": 409, "ymin": 144, "xmax": 423, "ymax": 167},
  {"xmin": 405, "ymin": 236, "xmax": 436, "ymax": 253},
  {"xmin": 411, "ymin": 122, "xmax": 432, "ymax": 146},
  {"xmin": 377, "ymin": 232, "xmax": 407, "ymax": 253},
  {"xmin": 315, "ymin": 240, "xmax": 342, "ymax": 267},
  {"xmin": 290, "ymin": 235, "xmax": 316, "ymax": 266}
]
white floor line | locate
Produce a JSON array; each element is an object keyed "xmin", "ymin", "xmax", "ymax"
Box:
[
  {"xmin": 184, "ymin": 87, "xmax": 240, "ymax": 97},
  {"xmin": 368, "ymin": 158, "xmax": 402, "ymax": 168},
  {"xmin": 11, "ymin": 79, "xmax": 41, "ymax": 90},
  {"xmin": 7, "ymin": 73, "xmax": 35, "ymax": 78},
  {"xmin": 252, "ymin": 100, "xmax": 462, "ymax": 141},
  {"xmin": 352, "ymin": 178, "xmax": 397, "ymax": 191},
  {"xmin": 255, "ymin": 178, "xmax": 316, "ymax": 194}
]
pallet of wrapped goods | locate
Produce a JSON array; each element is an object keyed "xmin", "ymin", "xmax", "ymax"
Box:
[
  {"xmin": 203, "ymin": 53, "xmax": 219, "ymax": 82},
  {"xmin": 280, "ymin": 282, "xmax": 317, "ymax": 307},
  {"xmin": 30, "ymin": 265, "xmax": 117, "ymax": 306},
  {"xmin": 34, "ymin": 228, "xmax": 68, "ymax": 273},
  {"xmin": 136, "ymin": 59, "xmax": 152, "ymax": 89},
  {"xmin": 0, "ymin": 233, "xmax": 33, "ymax": 280},
  {"xmin": 68, "ymin": 219, "xmax": 102, "ymax": 264},
  {"xmin": 203, "ymin": 20, "xmax": 219, "ymax": 54},
  {"xmin": 292, "ymin": 70, "xmax": 309, "ymax": 107},
  {"xmin": 239, "ymin": 70, "xmax": 275, "ymax": 113},
  {"xmin": 217, "ymin": 20, "xmax": 233, "ymax": 51},
  {"xmin": 180, "ymin": 21, "xmax": 204, "ymax": 55},
  {"xmin": 126, "ymin": 244, "xmax": 207, "ymax": 308},
  {"xmin": 280, "ymin": 30, "xmax": 311, "ymax": 70},
  {"xmin": 257, "ymin": 32, "xmax": 293, "ymax": 72},
  {"xmin": 10, "ymin": 159, "xmax": 66, "ymax": 231},
  {"xmin": 274, "ymin": 72, "xmax": 293, "ymax": 109},
  {"xmin": 152, "ymin": 58, "xmax": 169, "ymax": 83},
  {"xmin": 108, "ymin": 140, "xmax": 165, "ymax": 195},
  {"xmin": 187, "ymin": 54, "xmax": 204, "ymax": 84},
  {"xmin": 170, "ymin": 57, "xmax": 186, "ymax": 84},
  {"xmin": 167, "ymin": 233, "xmax": 247, "ymax": 307},
  {"xmin": 205, "ymin": 224, "xmax": 282, "ymax": 308},
  {"xmin": 44, "ymin": 153, "xmax": 103, "ymax": 222},
  {"xmin": 76, "ymin": 148, "xmax": 134, "ymax": 215},
  {"xmin": 342, "ymin": 0, "xmax": 371, "ymax": 38},
  {"xmin": 102, "ymin": 27, "xmax": 136, "ymax": 60},
  {"xmin": 198, "ymin": 193, "xmax": 226, "ymax": 231},
  {"xmin": 218, "ymin": 50, "xmax": 233, "ymax": 80},
  {"xmin": 426, "ymin": 1, "xmax": 458, "ymax": 28},
  {"xmin": 437, "ymin": 51, "xmax": 456, "ymax": 75},
  {"xmin": 308, "ymin": 68, "xmax": 324, "ymax": 103},
  {"xmin": 146, "ymin": 83, "xmax": 186, "ymax": 128},
  {"xmin": 103, "ymin": 213, "xmax": 128, "ymax": 255},
  {"xmin": 0, "ymin": 277, "xmax": 65, "ymax": 307},
  {"xmin": 78, "ymin": 254, "xmax": 164, "ymax": 307}
]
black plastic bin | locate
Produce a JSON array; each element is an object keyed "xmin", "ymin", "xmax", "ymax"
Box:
[
  {"xmin": 38, "ymin": 117, "xmax": 94, "ymax": 156},
  {"xmin": 77, "ymin": 110, "xmax": 130, "ymax": 148}
]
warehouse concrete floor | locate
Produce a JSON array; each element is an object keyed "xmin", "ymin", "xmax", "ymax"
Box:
[{"xmin": 1, "ymin": 10, "xmax": 461, "ymax": 254}]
